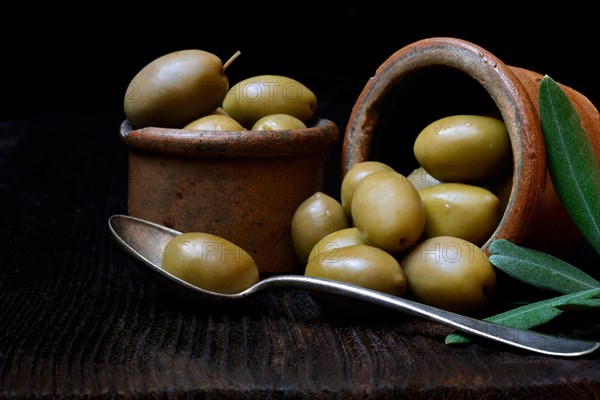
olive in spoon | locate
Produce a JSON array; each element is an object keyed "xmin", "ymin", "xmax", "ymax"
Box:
[{"xmin": 108, "ymin": 214, "xmax": 600, "ymax": 357}]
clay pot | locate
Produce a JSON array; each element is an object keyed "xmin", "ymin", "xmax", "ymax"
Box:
[
  {"xmin": 342, "ymin": 37, "xmax": 600, "ymax": 256},
  {"xmin": 120, "ymin": 118, "xmax": 339, "ymax": 275}
]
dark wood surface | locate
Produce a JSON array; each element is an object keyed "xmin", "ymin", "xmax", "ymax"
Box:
[{"xmin": 1, "ymin": 113, "xmax": 599, "ymax": 399}]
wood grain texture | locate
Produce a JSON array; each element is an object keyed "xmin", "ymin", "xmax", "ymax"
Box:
[{"xmin": 0, "ymin": 114, "xmax": 599, "ymax": 399}]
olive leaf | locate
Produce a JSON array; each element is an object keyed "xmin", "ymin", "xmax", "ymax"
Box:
[
  {"xmin": 489, "ymin": 239, "xmax": 600, "ymax": 294},
  {"xmin": 539, "ymin": 75, "xmax": 600, "ymax": 256},
  {"xmin": 445, "ymin": 288, "xmax": 600, "ymax": 345}
]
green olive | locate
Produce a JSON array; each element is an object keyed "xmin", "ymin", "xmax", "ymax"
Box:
[
  {"xmin": 406, "ymin": 166, "xmax": 442, "ymax": 190},
  {"xmin": 401, "ymin": 236, "xmax": 496, "ymax": 314},
  {"xmin": 307, "ymin": 227, "xmax": 367, "ymax": 265},
  {"xmin": 124, "ymin": 49, "xmax": 229, "ymax": 129},
  {"xmin": 251, "ymin": 113, "xmax": 307, "ymax": 131},
  {"xmin": 418, "ymin": 182, "xmax": 501, "ymax": 246},
  {"xmin": 291, "ymin": 192, "xmax": 350, "ymax": 265},
  {"xmin": 162, "ymin": 232, "xmax": 259, "ymax": 294},
  {"xmin": 413, "ymin": 114, "xmax": 511, "ymax": 182},
  {"xmin": 305, "ymin": 244, "xmax": 407, "ymax": 296},
  {"xmin": 351, "ymin": 170, "xmax": 425, "ymax": 253},
  {"xmin": 340, "ymin": 161, "xmax": 395, "ymax": 217},
  {"xmin": 183, "ymin": 114, "xmax": 245, "ymax": 131},
  {"xmin": 222, "ymin": 75, "xmax": 317, "ymax": 128}
]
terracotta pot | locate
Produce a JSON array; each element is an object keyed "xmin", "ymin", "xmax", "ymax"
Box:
[
  {"xmin": 342, "ymin": 37, "xmax": 600, "ymax": 256},
  {"xmin": 120, "ymin": 118, "xmax": 339, "ymax": 275}
]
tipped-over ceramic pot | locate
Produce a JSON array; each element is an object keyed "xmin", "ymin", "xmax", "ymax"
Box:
[
  {"xmin": 120, "ymin": 118, "xmax": 339, "ymax": 275},
  {"xmin": 342, "ymin": 37, "xmax": 600, "ymax": 257}
]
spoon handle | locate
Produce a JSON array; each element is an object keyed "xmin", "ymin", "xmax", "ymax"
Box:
[
  {"xmin": 107, "ymin": 214, "xmax": 599, "ymax": 357},
  {"xmin": 257, "ymin": 275, "xmax": 600, "ymax": 357}
]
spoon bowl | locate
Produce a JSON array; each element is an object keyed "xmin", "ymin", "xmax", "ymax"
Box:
[{"xmin": 108, "ymin": 214, "xmax": 600, "ymax": 357}]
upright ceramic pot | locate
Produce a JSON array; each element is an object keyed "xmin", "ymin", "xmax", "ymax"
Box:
[
  {"xmin": 342, "ymin": 37, "xmax": 600, "ymax": 256},
  {"xmin": 120, "ymin": 118, "xmax": 339, "ymax": 275}
]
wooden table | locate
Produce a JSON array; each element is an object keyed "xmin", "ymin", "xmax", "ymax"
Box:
[{"xmin": 0, "ymin": 113, "xmax": 599, "ymax": 399}]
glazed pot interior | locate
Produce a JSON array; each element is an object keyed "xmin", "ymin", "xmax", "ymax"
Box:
[{"xmin": 363, "ymin": 66, "xmax": 505, "ymax": 177}]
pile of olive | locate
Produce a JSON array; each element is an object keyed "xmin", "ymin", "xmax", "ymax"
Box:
[
  {"xmin": 408, "ymin": 114, "xmax": 512, "ymax": 245},
  {"xmin": 123, "ymin": 49, "xmax": 318, "ymax": 131},
  {"xmin": 127, "ymin": 49, "xmax": 322, "ymax": 296},
  {"xmin": 292, "ymin": 114, "xmax": 511, "ymax": 314}
]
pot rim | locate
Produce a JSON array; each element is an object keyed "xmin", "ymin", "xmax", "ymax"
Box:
[
  {"xmin": 120, "ymin": 117, "xmax": 339, "ymax": 158},
  {"xmin": 342, "ymin": 36, "xmax": 547, "ymax": 251}
]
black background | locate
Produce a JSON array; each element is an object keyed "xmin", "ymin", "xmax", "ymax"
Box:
[
  {"xmin": 1, "ymin": 6, "xmax": 600, "ymax": 397},
  {"xmin": 3, "ymin": 4, "xmax": 599, "ymax": 132}
]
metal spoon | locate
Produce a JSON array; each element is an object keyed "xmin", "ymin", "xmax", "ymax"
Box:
[{"xmin": 108, "ymin": 214, "xmax": 599, "ymax": 357}]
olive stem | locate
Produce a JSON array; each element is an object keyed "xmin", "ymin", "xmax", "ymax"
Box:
[{"xmin": 223, "ymin": 50, "xmax": 241, "ymax": 72}]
